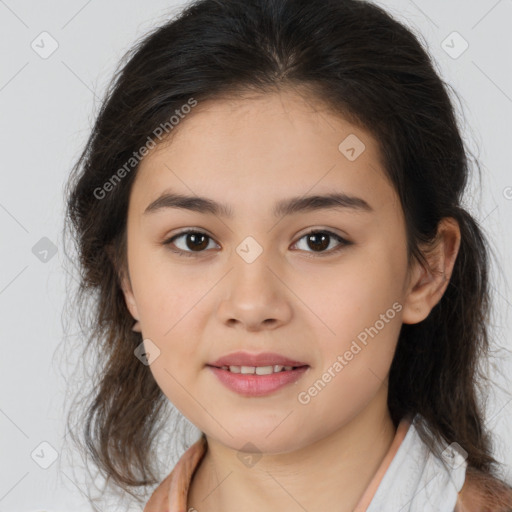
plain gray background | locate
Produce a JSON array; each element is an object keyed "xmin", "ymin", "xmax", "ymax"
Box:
[{"xmin": 1, "ymin": 0, "xmax": 511, "ymax": 510}]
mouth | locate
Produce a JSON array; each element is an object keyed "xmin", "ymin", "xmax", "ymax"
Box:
[
  {"xmin": 209, "ymin": 364, "xmax": 308, "ymax": 374},
  {"xmin": 206, "ymin": 351, "xmax": 310, "ymax": 396},
  {"xmin": 208, "ymin": 351, "xmax": 309, "ymax": 369}
]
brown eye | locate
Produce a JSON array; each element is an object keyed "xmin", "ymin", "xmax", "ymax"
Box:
[
  {"xmin": 292, "ymin": 230, "xmax": 352, "ymax": 257},
  {"xmin": 306, "ymin": 232, "xmax": 330, "ymax": 251},
  {"xmin": 163, "ymin": 230, "xmax": 218, "ymax": 257}
]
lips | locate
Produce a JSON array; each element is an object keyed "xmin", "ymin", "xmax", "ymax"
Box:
[
  {"xmin": 208, "ymin": 351, "xmax": 309, "ymax": 368},
  {"xmin": 206, "ymin": 351, "xmax": 310, "ymax": 396},
  {"xmin": 208, "ymin": 365, "xmax": 309, "ymax": 396}
]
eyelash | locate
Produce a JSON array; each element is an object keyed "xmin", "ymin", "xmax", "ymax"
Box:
[{"xmin": 162, "ymin": 229, "xmax": 352, "ymax": 259}]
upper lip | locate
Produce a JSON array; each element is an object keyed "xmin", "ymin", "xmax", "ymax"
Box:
[{"xmin": 208, "ymin": 351, "xmax": 309, "ymax": 368}]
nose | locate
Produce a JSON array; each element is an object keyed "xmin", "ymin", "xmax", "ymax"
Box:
[{"xmin": 216, "ymin": 253, "xmax": 293, "ymax": 332}]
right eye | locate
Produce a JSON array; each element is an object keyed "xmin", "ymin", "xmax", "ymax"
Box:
[{"xmin": 162, "ymin": 229, "xmax": 219, "ymax": 257}]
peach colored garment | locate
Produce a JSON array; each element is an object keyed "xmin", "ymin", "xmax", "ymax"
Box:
[{"xmin": 144, "ymin": 416, "xmax": 412, "ymax": 512}]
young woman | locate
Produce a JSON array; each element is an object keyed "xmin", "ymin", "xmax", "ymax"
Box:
[{"xmin": 63, "ymin": 0, "xmax": 512, "ymax": 510}]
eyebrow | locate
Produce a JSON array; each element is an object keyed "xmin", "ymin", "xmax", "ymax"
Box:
[{"xmin": 143, "ymin": 190, "xmax": 374, "ymax": 218}]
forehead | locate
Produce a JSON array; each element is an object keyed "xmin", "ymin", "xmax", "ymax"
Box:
[{"xmin": 131, "ymin": 89, "xmax": 398, "ymax": 218}]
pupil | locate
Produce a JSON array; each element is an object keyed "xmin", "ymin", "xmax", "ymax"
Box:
[
  {"xmin": 308, "ymin": 233, "xmax": 329, "ymax": 251},
  {"xmin": 188, "ymin": 233, "xmax": 208, "ymax": 251}
]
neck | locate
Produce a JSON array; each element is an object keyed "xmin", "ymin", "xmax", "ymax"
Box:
[{"xmin": 188, "ymin": 384, "xmax": 397, "ymax": 512}]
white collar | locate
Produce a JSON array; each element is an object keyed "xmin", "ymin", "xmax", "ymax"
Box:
[{"xmin": 366, "ymin": 414, "xmax": 468, "ymax": 511}]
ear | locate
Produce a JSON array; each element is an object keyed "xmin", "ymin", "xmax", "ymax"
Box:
[
  {"xmin": 106, "ymin": 243, "xmax": 142, "ymax": 332},
  {"xmin": 401, "ymin": 217, "xmax": 461, "ymax": 325}
]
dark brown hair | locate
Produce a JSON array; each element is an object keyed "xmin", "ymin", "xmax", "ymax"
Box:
[{"xmin": 62, "ymin": 0, "xmax": 512, "ymax": 508}]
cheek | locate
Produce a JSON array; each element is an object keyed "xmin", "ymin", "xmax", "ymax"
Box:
[
  {"xmin": 294, "ymin": 248, "xmax": 404, "ymax": 398},
  {"xmin": 292, "ymin": 249, "xmax": 404, "ymax": 347},
  {"xmin": 295, "ymin": 312, "xmax": 401, "ymax": 443},
  {"xmin": 129, "ymin": 260, "xmax": 207, "ymax": 396},
  {"xmin": 139, "ymin": 291, "xmax": 204, "ymax": 417},
  {"xmin": 131, "ymin": 251, "xmax": 206, "ymax": 337}
]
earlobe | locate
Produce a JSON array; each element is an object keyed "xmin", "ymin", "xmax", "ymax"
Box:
[
  {"xmin": 401, "ymin": 217, "xmax": 461, "ymax": 325},
  {"xmin": 401, "ymin": 262, "xmax": 433, "ymax": 324}
]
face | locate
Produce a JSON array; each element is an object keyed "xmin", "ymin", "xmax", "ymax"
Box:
[{"xmin": 120, "ymin": 88, "xmax": 418, "ymax": 453}]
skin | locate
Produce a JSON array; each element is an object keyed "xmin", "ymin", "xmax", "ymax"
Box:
[{"xmin": 119, "ymin": 87, "xmax": 461, "ymax": 512}]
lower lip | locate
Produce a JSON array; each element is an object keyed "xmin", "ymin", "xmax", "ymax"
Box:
[{"xmin": 207, "ymin": 365, "xmax": 309, "ymax": 397}]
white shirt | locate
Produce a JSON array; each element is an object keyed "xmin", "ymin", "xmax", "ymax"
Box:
[{"xmin": 366, "ymin": 414, "xmax": 468, "ymax": 511}]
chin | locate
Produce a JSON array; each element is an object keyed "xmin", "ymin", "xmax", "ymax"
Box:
[{"xmin": 201, "ymin": 418, "xmax": 314, "ymax": 455}]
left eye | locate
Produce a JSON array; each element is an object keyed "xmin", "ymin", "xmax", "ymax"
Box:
[
  {"xmin": 163, "ymin": 229, "xmax": 351, "ymax": 258},
  {"xmin": 293, "ymin": 230, "xmax": 351, "ymax": 257}
]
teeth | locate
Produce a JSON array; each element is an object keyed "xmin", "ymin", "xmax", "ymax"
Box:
[
  {"xmin": 255, "ymin": 366, "xmax": 273, "ymax": 375},
  {"xmin": 224, "ymin": 365, "xmax": 297, "ymax": 374}
]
